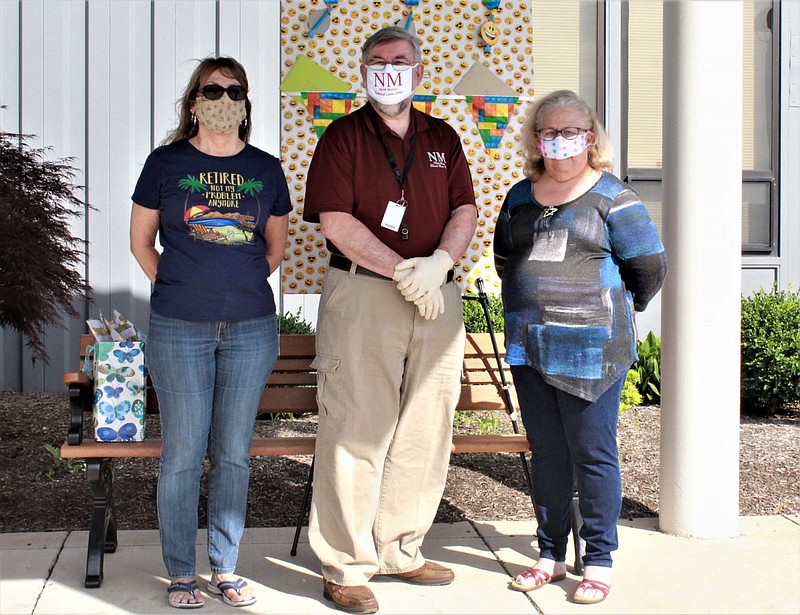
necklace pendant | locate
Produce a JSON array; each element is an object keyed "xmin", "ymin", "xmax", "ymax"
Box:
[{"xmin": 542, "ymin": 206, "xmax": 558, "ymax": 219}]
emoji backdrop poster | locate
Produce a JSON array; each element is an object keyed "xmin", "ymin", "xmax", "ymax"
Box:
[{"xmin": 279, "ymin": 0, "xmax": 533, "ymax": 295}]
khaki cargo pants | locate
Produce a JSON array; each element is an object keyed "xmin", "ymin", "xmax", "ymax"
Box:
[{"xmin": 308, "ymin": 266, "xmax": 466, "ymax": 585}]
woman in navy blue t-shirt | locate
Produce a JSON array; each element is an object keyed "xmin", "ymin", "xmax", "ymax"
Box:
[{"xmin": 130, "ymin": 57, "xmax": 291, "ymax": 609}]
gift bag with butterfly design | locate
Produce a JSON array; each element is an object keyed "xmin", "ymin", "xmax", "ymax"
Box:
[{"xmin": 89, "ymin": 341, "xmax": 147, "ymax": 442}]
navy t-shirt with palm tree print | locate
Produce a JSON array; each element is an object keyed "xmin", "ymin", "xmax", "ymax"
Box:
[{"xmin": 132, "ymin": 139, "xmax": 291, "ymax": 321}]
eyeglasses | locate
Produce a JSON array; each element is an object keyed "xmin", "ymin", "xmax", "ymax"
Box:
[
  {"xmin": 364, "ymin": 61, "xmax": 419, "ymax": 72},
  {"xmin": 195, "ymin": 84, "xmax": 248, "ymax": 101},
  {"xmin": 536, "ymin": 127, "xmax": 589, "ymax": 141}
]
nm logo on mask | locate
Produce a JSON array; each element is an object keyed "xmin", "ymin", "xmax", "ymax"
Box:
[{"xmin": 427, "ymin": 151, "xmax": 446, "ymax": 169}]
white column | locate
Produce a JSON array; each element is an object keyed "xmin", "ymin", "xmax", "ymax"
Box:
[{"xmin": 660, "ymin": 1, "xmax": 742, "ymax": 538}]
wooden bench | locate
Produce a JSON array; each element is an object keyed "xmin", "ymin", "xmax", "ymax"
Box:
[{"xmin": 62, "ymin": 332, "xmax": 531, "ymax": 588}]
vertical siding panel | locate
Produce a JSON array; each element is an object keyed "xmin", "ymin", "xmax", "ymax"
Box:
[
  {"xmin": 0, "ymin": 1, "xmax": 20, "ymax": 129},
  {"xmin": 225, "ymin": 0, "xmax": 284, "ymax": 308},
  {"xmin": 152, "ymin": 1, "xmax": 218, "ymax": 145},
  {"xmin": 127, "ymin": 0, "xmax": 156, "ymax": 331},
  {"xmin": 86, "ymin": 1, "xmax": 151, "ymax": 350},
  {"xmin": 151, "ymin": 1, "xmax": 177, "ymax": 147},
  {"xmin": 236, "ymin": 0, "xmax": 281, "ymax": 157},
  {"xmin": 42, "ymin": 0, "xmax": 87, "ymax": 391},
  {"xmin": 118, "ymin": 1, "xmax": 153, "ymax": 330},
  {"xmin": 17, "ymin": 1, "xmax": 85, "ymax": 390},
  {"xmin": 19, "ymin": 1, "xmax": 44, "ymax": 132},
  {"xmin": 0, "ymin": 0, "xmax": 22, "ymax": 391},
  {"xmin": 19, "ymin": 0, "xmax": 46, "ymax": 390},
  {"xmin": 218, "ymin": 0, "xmax": 242, "ymax": 60},
  {"xmin": 85, "ymin": 0, "xmax": 113, "ymax": 342}
]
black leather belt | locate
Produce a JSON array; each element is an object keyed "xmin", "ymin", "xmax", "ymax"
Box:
[{"xmin": 328, "ymin": 254, "xmax": 454, "ymax": 283}]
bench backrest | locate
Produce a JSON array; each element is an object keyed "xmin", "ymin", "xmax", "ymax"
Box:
[{"xmin": 75, "ymin": 332, "xmax": 515, "ymax": 417}]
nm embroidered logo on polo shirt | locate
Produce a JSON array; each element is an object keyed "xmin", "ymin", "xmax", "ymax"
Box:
[{"xmin": 427, "ymin": 152, "xmax": 447, "ymax": 169}]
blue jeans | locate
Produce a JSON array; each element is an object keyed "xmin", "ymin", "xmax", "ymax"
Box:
[
  {"xmin": 146, "ymin": 310, "xmax": 278, "ymax": 578},
  {"xmin": 511, "ymin": 365, "xmax": 625, "ymax": 568}
]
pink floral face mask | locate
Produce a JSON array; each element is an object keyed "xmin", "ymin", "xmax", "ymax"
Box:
[
  {"xmin": 195, "ymin": 94, "xmax": 246, "ymax": 135},
  {"xmin": 539, "ymin": 131, "xmax": 594, "ymax": 160}
]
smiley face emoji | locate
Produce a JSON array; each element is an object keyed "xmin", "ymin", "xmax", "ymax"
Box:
[{"xmin": 480, "ymin": 20, "xmax": 500, "ymax": 47}]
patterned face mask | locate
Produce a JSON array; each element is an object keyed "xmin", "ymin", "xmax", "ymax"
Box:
[
  {"xmin": 538, "ymin": 131, "xmax": 593, "ymax": 160},
  {"xmin": 195, "ymin": 94, "xmax": 246, "ymax": 135}
]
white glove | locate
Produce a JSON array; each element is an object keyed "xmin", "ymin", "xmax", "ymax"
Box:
[
  {"xmin": 392, "ymin": 258, "xmax": 416, "ymax": 287},
  {"xmin": 414, "ymin": 288, "xmax": 445, "ymax": 320},
  {"xmin": 393, "ymin": 249, "xmax": 454, "ymax": 303}
]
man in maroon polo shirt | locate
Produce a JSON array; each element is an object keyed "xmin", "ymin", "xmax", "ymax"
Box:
[{"xmin": 303, "ymin": 25, "xmax": 477, "ymax": 615}]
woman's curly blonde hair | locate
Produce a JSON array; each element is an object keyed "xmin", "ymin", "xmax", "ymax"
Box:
[{"xmin": 519, "ymin": 89, "xmax": 614, "ymax": 181}]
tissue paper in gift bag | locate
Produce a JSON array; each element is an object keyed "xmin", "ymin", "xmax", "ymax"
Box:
[{"xmin": 91, "ymin": 341, "xmax": 147, "ymax": 442}]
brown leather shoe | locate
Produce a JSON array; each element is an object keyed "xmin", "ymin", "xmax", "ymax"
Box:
[
  {"xmin": 322, "ymin": 579, "xmax": 379, "ymax": 614},
  {"xmin": 379, "ymin": 561, "xmax": 455, "ymax": 586}
]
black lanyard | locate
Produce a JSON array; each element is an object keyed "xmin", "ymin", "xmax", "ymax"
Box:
[{"xmin": 368, "ymin": 107, "xmax": 417, "ymax": 205}]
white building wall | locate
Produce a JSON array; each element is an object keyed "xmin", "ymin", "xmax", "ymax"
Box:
[{"xmin": 1, "ymin": 0, "xmax": 280, "ymax": 392}]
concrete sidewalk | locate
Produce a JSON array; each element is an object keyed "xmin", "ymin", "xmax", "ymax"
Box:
[{"xmin": 2, "ymin": 516, "xmax": 798, "ymax": 614}]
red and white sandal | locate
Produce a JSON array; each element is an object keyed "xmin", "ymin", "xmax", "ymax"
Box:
[
  {"xmin": 509, "ymin": 568, "xmax": 567, "ymax": 592},
  {"xmin": 572, "ymin": 579, "xmax": 611, "ymax": 604}
]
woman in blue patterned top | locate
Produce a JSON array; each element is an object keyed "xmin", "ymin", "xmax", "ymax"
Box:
[{"xmin": 494, "ymin": 90, "xmax": 667, "ymax": 604}]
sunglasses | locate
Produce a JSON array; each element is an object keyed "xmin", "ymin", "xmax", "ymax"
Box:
[{"xmin": 195, "ymin": 84, "xmax": 248, "ymax": 101}]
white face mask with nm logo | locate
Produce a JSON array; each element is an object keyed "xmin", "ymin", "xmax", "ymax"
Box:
[{"xmin": 365, "ymin": 65, "xmax": 416, "ymax": 105}]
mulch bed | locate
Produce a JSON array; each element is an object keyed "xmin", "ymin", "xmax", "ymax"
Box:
[{"xmin": 0, "ymin": 392, "xmax": 797, "ymax": 533}]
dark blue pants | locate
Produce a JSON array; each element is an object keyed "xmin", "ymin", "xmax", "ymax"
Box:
[{"xmin": 511, "ymin": 366, "xmax": 625, "ymax": 568}]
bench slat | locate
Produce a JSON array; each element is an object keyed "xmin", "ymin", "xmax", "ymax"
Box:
[
  {"xmin": 60, "ymin": 434, "xmax": 528, "ymax": 459},
  {"xmin": 63, "ymin": 371, "xmax": 90, "ymax": 386},
  {"xmin": 259, "ymin": 388, "xmax": 317, "ymax": 413},
  {"xmin": 452, "ymin": 434, "xmax": 529, "ymax": 454},
  {"xmin": 270, "ymin": 359, "xmax": 316, "ymax": 373},
  {"xmin": 255, "ymin": 383, "xmax": 513, "ymax": 415},
  {"xmin": 267, "ymin": 373, "xmax": 317, "ymax": 386},
  {"xmin": 59, "ymin": 437, "xmax": 317, "ymax": 459}
]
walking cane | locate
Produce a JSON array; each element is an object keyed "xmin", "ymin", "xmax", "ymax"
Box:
[
  {"xmin": 466, "ymin": 278, "xmax": 584, "ymax": 574},
  {"xmin": 291, "ymin": 457, "xmax": 314, "ymax": 556},
  {"xmin": 463, "ymin": 277, "xmax": 534, "ymax": 499}
]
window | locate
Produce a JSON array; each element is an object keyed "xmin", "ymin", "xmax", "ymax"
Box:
[
  {"xmin": 624, "ymin": 0, "xmax": 778, "ymax": 253},
  {"xmin": 531, "ymin": 0, "xmax": 604, "ymax": 115}
]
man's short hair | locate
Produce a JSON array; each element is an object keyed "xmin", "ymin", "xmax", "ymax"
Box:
[{"xmin": 361, "ymin": 26, "xmax": 422, "ymax": 63}]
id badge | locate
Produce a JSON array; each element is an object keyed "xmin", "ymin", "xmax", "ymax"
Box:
[{"xmin": 381, "ymin": 200, "xmax": 407, "ymax": 232}]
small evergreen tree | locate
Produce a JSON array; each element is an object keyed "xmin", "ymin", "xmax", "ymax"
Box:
[{"xmin": 0, "ymin": 121, "xmax": 90, "ymax": 363}]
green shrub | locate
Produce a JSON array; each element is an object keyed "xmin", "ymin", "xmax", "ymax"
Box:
[
  {"xmin": 462, "ymin": 293, "xmax": 504, "ymax": 332},
  {"xmin": 278, "ymin": 308, "xmax": 315, "ymax": 334},
  {"xmin": 619, "ymin": 370, "xmax": 643, "ymax": 413},
  {"xmin": 634, "ymin": 331, "xmax": 662, "ymax": 405},
  {"xmin": 741, "ymin": 287, "xmax": 800, "ymax": 416}
]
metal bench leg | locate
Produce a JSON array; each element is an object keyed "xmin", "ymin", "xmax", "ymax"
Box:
[
  {"xmin": 571, "ymin": 485, "xmax": 585, "ymax": 575},
  {"xmin": 85, "ymin": 459, "xmax": 117, "ymax": 588},
  {"xmin": 290, "ymin": 457, "xmax": 314, "ymax": 556}
]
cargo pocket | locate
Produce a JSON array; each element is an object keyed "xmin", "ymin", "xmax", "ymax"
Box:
[{"xmin": 311, "ymin": 354, "xmax": 344, "ymax": 420}]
